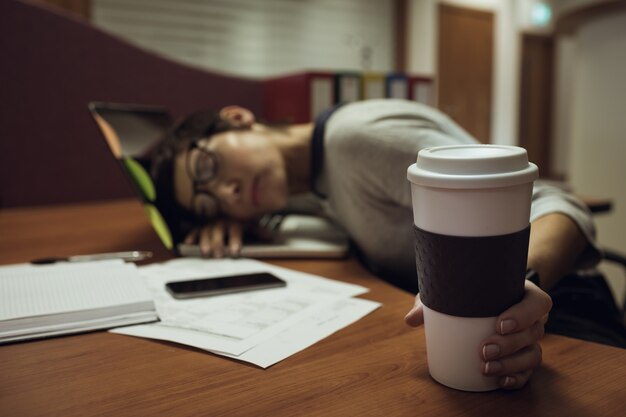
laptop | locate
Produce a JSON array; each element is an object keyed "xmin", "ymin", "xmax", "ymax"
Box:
[{"xmin": 88, "ymin": 102, "xmax": 350, "ymax": 259}]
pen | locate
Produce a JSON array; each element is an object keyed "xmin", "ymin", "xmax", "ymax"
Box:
[{"xmin": 31, "ymin": 251, "xmax": 153, "ymax": 265}]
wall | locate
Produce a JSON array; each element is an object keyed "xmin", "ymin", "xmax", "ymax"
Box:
[
  {"xmin": 566, "ymin": 10, "xmax": 626, "ymax": 302},
  {"xmin": 551, "ymin": 36, "xmax": 576, "ymax": 178},
  {"xmin": 406, "ymin": 0, "xmax": 436, "ymax": 76}
]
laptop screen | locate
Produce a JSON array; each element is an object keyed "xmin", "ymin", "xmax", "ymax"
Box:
[
  {"xmin": 88, "ymin": 102, "xmax": 176, "ymax": 249},
  {"xmin": 88, "ymin": 102, "xmax": 173, "ymax": 159}
]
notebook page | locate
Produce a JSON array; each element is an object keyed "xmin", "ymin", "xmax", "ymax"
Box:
[{"xmin": 0, "ymin": 261, "xmax": 153, "ymax": 321}]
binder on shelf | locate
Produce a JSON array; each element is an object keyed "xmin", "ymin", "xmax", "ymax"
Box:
[
  {"xmin": 361, "ymin": 72, "xmax": 386, "ymax": 100},
  {"xmin": 335, "ymin": 72, "xmax": 362, "ymax": 103},
  {"xmin": 263, "ymin": 71, "xmax": 336, "ymax": 124},
  {"xmin": 385, "ymin": 73, "xmax": 409, "ymax": 99},
  {"xmin": 408, "ymin": 76, "xmax": 435, "ymax": 106}
]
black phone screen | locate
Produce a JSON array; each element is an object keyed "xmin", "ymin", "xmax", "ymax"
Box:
[{"xmin": 165, "ymin": 272, "xmax": 286, "ymax": 299}]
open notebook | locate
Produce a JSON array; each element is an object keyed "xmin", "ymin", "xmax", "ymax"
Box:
[
  {"xmin": 0, "ymin": 260, "xmax": 157, "ymax": 344},
  {"xmin": 88, "ymin": 102, "xmax": 349, "ymax": 259}
]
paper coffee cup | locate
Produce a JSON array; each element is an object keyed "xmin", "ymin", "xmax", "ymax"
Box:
[{"xmin": 406, "ymin": 145, "xmax": 538, "ymax": 391}]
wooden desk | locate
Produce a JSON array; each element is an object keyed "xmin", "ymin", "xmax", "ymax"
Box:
[{"xmin": 1, "ymin": 199, "xmax": 625, "ymax": 417}]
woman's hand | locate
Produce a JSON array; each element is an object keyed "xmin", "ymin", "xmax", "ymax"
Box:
[
  {"xmin": 184, "ymin": 217, "xmax": 277, "ymax": 258},
  {"xmin": 478, "ymin": 280, "xmax": 552, "ymax": 389},
  {"xmin": 404, "ymin": 280, "xmax": 552, "ymax": 390},
  {"xmin": 184, "ymin": 218, "xmax": 244, "ymax": 258}
]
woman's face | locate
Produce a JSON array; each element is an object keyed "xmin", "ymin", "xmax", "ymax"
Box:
[{"xmin": 174, "ymin": 129, "xmax": 289, "ymax": 220}]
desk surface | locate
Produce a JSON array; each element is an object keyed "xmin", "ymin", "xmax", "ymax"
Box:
[{"xmin": 1, "ymin": 199, "xmax": 625, "ymax": 417}]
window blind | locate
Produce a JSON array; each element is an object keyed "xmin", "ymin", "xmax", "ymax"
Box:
[{"xmin": 92, "ymin": 0, "xmax": 394, "ymax": 78}]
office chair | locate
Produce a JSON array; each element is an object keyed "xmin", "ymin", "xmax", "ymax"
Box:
[
  {"xmin": 603, "ymin": 248, "xmax": 626, "ymax": 317},
  {"xmin": 545, "ymin": 196, "xmax": 626, "ymax": 349}
]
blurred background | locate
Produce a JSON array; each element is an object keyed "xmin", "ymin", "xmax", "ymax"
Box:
[{"xmin": 9, "ymin": 0, "xmax": 626, "ymax": 302}]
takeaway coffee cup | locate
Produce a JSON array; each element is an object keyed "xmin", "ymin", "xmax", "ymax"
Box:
[{"xmin": 406, "ymin": 145, "xmax": 538, "ymax": 391}]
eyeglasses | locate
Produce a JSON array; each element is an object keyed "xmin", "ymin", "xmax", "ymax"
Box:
[{"xmin": 186, "ymin": 141, "xmax": 221, "ymax": 219}]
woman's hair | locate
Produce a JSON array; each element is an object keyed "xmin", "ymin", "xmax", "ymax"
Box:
[{"xmin": 148, "ymin": 109, "xmax": 240, "ymax": 243}]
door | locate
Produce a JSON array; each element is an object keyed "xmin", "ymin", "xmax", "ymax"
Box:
[
  {"xmin": 438, "ymin": 4, "xmax": 494, "ymax": 143},
  {"xmin": 518, "ymin": 33, "xmax": 554, "ymax": 178}
]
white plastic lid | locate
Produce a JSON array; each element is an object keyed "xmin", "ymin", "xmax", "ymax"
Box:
[{"xmin": 407, "ymin": 145, "xmax": 538, "ymax": 189}]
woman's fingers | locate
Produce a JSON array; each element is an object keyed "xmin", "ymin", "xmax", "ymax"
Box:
[
  {"xmin": 475, "ymin": 281, "xmax": 551, "ymax": 390},
  {"xmin": 210, "ymin": 220, "xmax": 226, "ymax": 258},
  {"xmin": 404, "ymin": 294, "xmax": 425, "ymax": 327},
  {"xmin": 482, "ymin": 344, "xmax": 542, "ymax": 378},
  {"xmin": 405, "ymin": 282, "xmax": 551, "ymax": 333},
  {"xmin": 188, "ymin": 219, "xmax": 246, "ymax": 258},
  {"xmin": 495, "ymin": 280, "xmax": 552, "ymax": 336},
  {"xmin": 481, "ymin": 320, "xmax": 545, "ymax": 360},
  {"xmin": 228, "ymin": 221, "xmax": 243, "ymax": 256},
  {"xmin": 184, "ymin": 228, "xmax": 199, "ymax": 245},
  {"xmin": 499, "ymin": 370, "xmax": 534, "ymax": 390},
  {"xmin": 199, "ymin": 225, "xmax": 213, "ymax": 256}
]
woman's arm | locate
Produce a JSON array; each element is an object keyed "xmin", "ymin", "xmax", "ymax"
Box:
[{"xmin": 527, "ymin": 212, "xmax": 590, "ymax": 290}]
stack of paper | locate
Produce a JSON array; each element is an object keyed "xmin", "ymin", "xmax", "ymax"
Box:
[
  {"xmin": 112, "ymin": 258, "xmax": 381, "ymax": 368},
  {"xmin": 0, "ymin": 260, "xmax": 158, "ymax": 344}
]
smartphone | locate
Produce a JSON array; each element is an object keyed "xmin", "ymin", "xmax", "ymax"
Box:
[{"xmin": 165, "ymin": 272, "xmax": 287, "ymax": 299}]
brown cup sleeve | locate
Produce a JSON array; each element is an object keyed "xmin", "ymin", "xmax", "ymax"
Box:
[{"xmin": 414, "ymin": 225, "xmax": 530, "ymax": 317}]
